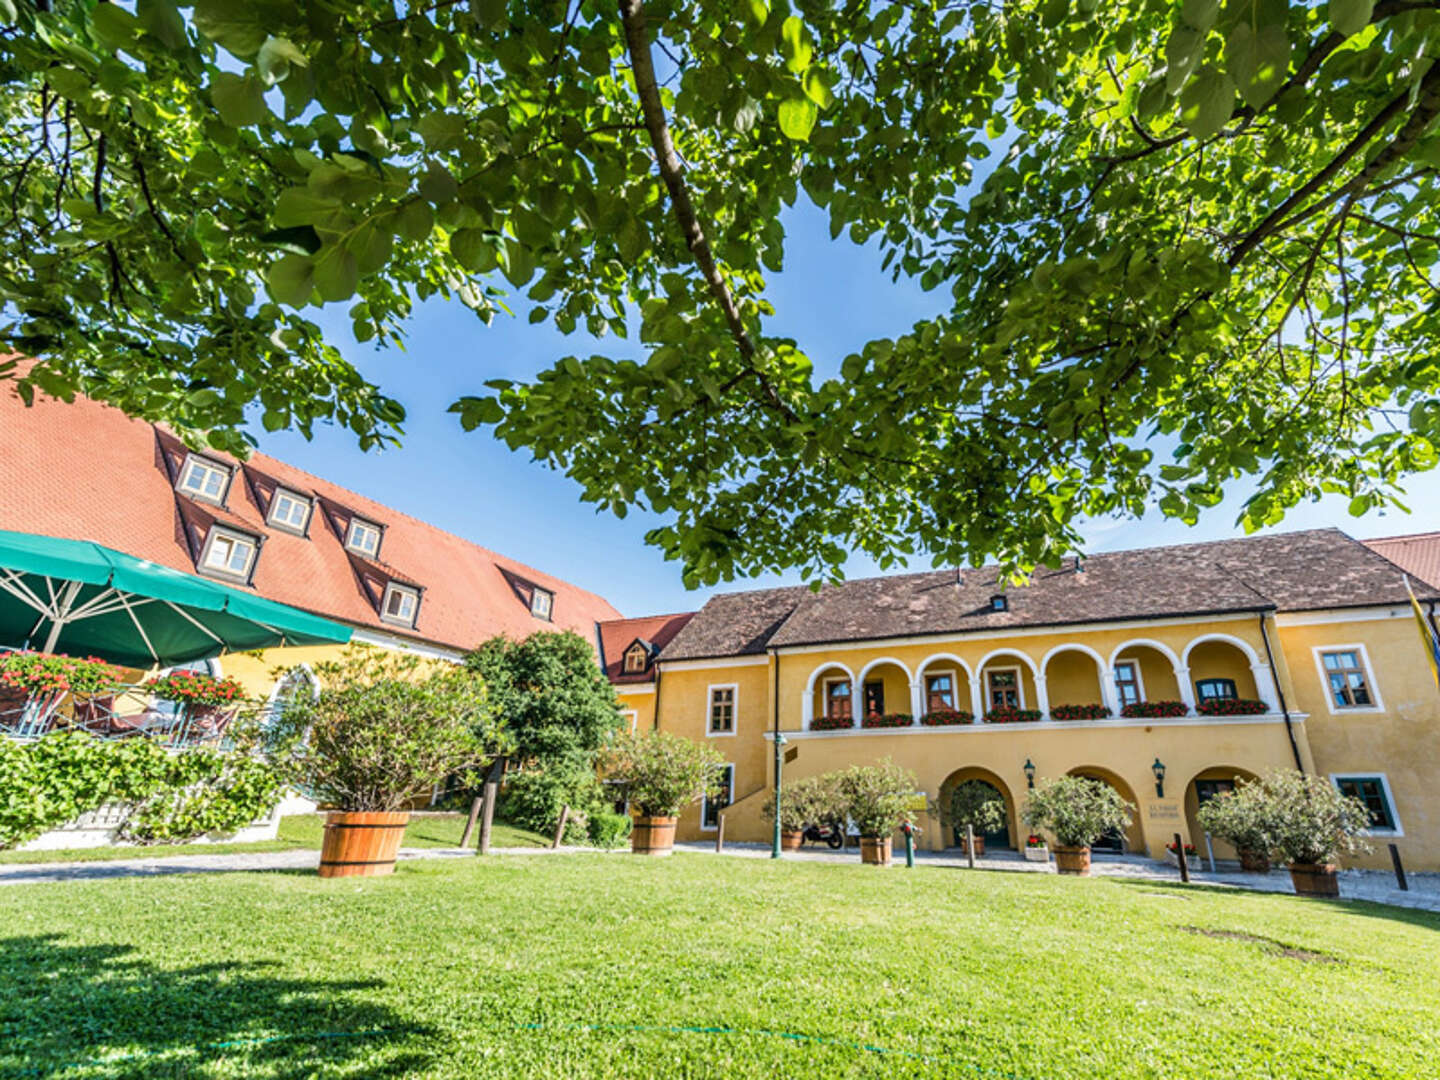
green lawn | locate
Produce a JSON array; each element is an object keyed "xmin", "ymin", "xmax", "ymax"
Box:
[
  {"xmin": 0, "ymin": 813, "xmax": 550, "ymax": 864},
  {"xmin": 0, "ymin": 855, "xmax": 1434, "ymax": 1079}
]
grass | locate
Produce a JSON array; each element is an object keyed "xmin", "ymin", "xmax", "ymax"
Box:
[
  {"xmin": 0, "ymin": 854, "xmax": 1435, "ymax": 1078},
  {"xmin": 0, "ymin": 813, "xmax": 550, "ymax": 865}
]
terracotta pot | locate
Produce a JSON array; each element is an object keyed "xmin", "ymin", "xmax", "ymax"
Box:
[
  {"xmin": 860, "ymin": 836, "xmax": 892, "ymax": 866},
  {"xmin": 958, "ymin": 834, "xmax": 986, "ymax": 857},
  {"xmin": 1238, "ymin": 848, "xmax": 1271, "ymax": 874},
  {"xmin": 1289, "ymin": 862, "xmax": 1339, "ymax": 898},
  {"xmin": 319, "ymin": 811, "xmax": 410, "ymax": 878},
  {"xmin": 780, "ymin": 829, "xmax": 804, "ymax": 852},
  {"xmin": 631, "ymin": 815, "xmax": 677, "ymax": 856},
  {"xmin": 1053, "ymin": 844, "xmax": 1092, "ymax": 876}
]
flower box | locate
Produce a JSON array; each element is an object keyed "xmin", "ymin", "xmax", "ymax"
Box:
[
  {"xmin": 1196, "ymin": 697, "xmax": 1268, "ymax": 716},
  {"xmin": 1023, "ymin": 836, "xmax": 1049, "ymax": 863},
  {"xmin": 861, "ymin": 712, "xmax": 914, "ymax": 729},
  {"xmin": 809, "ymin": 715, "xmax": 854, "ymax": 731},
  {"xmin": 984, "ymin": 706, "xmax": 1043, "ymax": 724},
  {"xmin": 919, "ymin": 709, "xmax": 974, "ymax": 727},
  {"xmin": 146, "ymin": 670, "xmax": 246, "ymax": 709},
  {"xmin": 1049, "ymin": 703, "xmax": 1111, "ymax": 722},
  {"xmin": 1120, "ymin": 700, "xmax": 1189, "ymax": 719}
]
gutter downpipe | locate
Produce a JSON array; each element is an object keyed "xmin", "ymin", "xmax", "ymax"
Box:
[
  {"xmin": 1258, "ymin": 611, "xmax": 1305, "ymax": 773},
  {"xmin": 771, "ymin": 647, "xmax": 783, "ymax": 860},
  {"xmin": 652, "ymin": 665, "xmax": 662, "ymax": 732}
]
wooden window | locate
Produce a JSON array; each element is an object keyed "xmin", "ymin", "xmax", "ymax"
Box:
[
  {"xmin": 623, "ymin": 644, "xmax": 648, "ymax": 674},
  {"xmin": 1321, "ymin": 650, "xmax": 1373, "ymax": 709},
  {"xmin": 178, "ymin": 456, "xmax": 230, "ymax": 502},
  {"xmin": 381, "ymin": 583, "xmax": 419, "ymax": 627},
  {"xmin": 1334, "ymin": 775, "xmax": 1399, "ymax": 832},
  {"xmin": 863, "ymin": 680, "xmax": 885, "ymax": 717},
  {"xmin": 824, "ymin": 679, "xmax": 852, "ymax": 720},
  {"xmin": 268, "ymin": 488, "xmax": 311, "ymax": 533},
  {"xmin": 987, "ymin": 668, "xmax": 1020, "ymax": 708},
  {"xmin": 701, "ymin": 764, "xmax": 734, "ymax": 830},
  {"xmin": 924, "ymin": 673, "xmax": 955, "ymax": 711},
  {"xmin": 200, "ymin": 527, "xmax": 257, "ymax": 579},
  {"xmin": 1194, "ymin": 778, "xmax": 1235, "ymax": 806},
  {"xmin": 708, "ymin": 685, "xmax": 735, "ymax": 735},
  {"xmin": 345, "ymin": 518, "xmax": 382, "ymax": 557},
  {"xmin": 1113, "ymin": 661, "xmax": 1142, "ymax": 707},
  {"xmin": 530, "ymin": 586, "xmax": 553, "ymax": 621},
  {"xmin": 1195, "ymin": 677, "xmax": 1237, "ymax": 702}
]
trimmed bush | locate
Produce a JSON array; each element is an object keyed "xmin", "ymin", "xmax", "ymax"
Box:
[
  {"xmin": 1023, "ymin": 776, "xmax": 1133, "ymax": 849},
  {"xmin": 601, "ymin": 730, "xmax": 726, "ymax": 818},
  {"xmin": 499, "ymin": 765, "xmax": 604, "ymax": 837},
  {"xmin": 586, "ymin": 808, "xmax": 632, "ymax": 848}
]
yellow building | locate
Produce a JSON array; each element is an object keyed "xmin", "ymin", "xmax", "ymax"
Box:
[{"xmin": 604, "ymin": 530, "xmax": 1440, "ymax": 871}]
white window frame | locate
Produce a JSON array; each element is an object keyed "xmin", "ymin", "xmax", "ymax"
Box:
[
  {"xmin": 1329, "ymin": 772, "xmax": 1403, "ymax": 837},
  {"xmin": 700, "ymin": 763, "xmax": 735, "ymax": 831},
  {"xmin": 923, "ymin": 669, "xmax": 959, "ymax": 712},
  {"xmin": 267, "ymin": 487, "xmax": 312, "ymax": 534},
  {"xmin": 621, "ymin": 709, "xmax": 639, "ymax": 734},
  {"xmin": 530, "ymin": 586, "xmax": 554, "ymax": 621},
  {"xmin": 177, "ymin": 455, "xmax": 231, "ymax": 503},
  {"xmin": 985, "ymin": 666, "xmax": 1025, "ymax": 709},
  {"xmin": 822, "ymin": 675, "xmax": 854, "ymax": 721},
  {"xmin": 345, "ymin": 517, "xmax": 383, "ymax": 558},
  {"xmin": 623, "ymin": 643, "xmax": 649, "ymax": 674},
  {"xmin": 198, "ymin": 526, "xmax": 258, "ymax": 580},
  {"xmin": 1310, "ymin": 643, "xmax": 1384, "ymax": 715},
  {"xmin": 380, "ymin": 582, "xmax": 419, "ymax": 627},
  {"xmin": 1113, "ymin": 659, "xmax": 1145, "ymax": 706},
  {"xmin": 706, "ymin": 682, "xmax": 738, "ymax": 737}
]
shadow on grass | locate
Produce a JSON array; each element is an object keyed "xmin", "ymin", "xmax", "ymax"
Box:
[
  {"xmin": 0, "ymin": 934, "xmax": 431, "ymax": 1078},
  {"xmin": 1103, "ymin": 876, "xmax": 1440, "ymax": 930}
]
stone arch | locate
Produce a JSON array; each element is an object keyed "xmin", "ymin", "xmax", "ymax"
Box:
[
  {"xmin": 1109, "ymin": 639, "xmax": 1185, "ymax": 707},
  {"xmin": 803, "ymin": 661, "xmax": 856, "ymax": 730},
  {"xmin": 1182, "ymin": 632, "xmax": 1259, "ymax": 667},
  {"xmin": 917, "ymin": 652, "xmax": 975, "ymax": 717},
  {"xmin": 1183, "ymin": 634, "xmax": 1264, "ymax": 703},
  {"xmin": 976, "ymin": 648, "xmax": 1040, "ymax": 714},
  {"xmin": 939, "ymin": 766, "xmax": 1019, "ymax": 850},
  {"xmin": 1064, "ymin": 765, "xmax": 1146, "ymax": 854},
  {"xmin": 1039, "ymin": 643, "xmax": 1111, "ymax": 714},
  {"xmin": 1183, "ymin": 764, "xmax": 1262, "ymax": 864}
]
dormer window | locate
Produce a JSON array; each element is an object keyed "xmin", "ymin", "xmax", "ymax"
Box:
[
  {"xmin": 268, "ymin": 488, "xmax": 312, "ymax": 534},
  {"xmin": 346, "ymin": 518, "xmax": 382, "ymax": 557},
  {"xmin": 990, "ymin": 594, "xmax": 1009, "ymax": 612},
  {"xmin": 530, "ymin": 586, "xmax": 553, "ymax": 621},
  {"xmin": 623, "ymin": 643, "xmax": 649, "ymax": 674},
  {"xmin": 178, "ymin": 455, "xmax": 231, "ymax": 503},
  {"xmin": 199, "ymin": 526, "xmax": 258, "ymax": 581},
  {"xmin": 380, "ymin": 582, "xmax": 419, "ymax": 627}
]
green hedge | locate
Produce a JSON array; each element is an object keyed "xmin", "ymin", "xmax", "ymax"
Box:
[{"xmin": 0, "ymin": 731, "xmax": 284, "ymax": 849}]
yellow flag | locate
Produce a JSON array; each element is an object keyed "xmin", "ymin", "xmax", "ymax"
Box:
[{"xmin": 1406, "ymin": 577, "xmax": 1440, "ymax": 693}]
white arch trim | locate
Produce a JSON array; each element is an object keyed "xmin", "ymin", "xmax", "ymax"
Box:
[
  {"xmin": 915, "ymin": 652, "xmax": 974, "ymax": 681},
  {"xmin": 856, "ymin": 656, "xmax": 914, "ymax": 687},
  {"xmin": 1108, "ymin": 638, "xmax": 1183, "ymax": 671},
  {"xmin": 1182, "ymin": 632, "xmax": 1260, "ymax": 667},
  {"xmin": 1039, "ymin": 641, "xmax": 1108, "ymax": 674},
  {"xmin": 803, "ymin": 661, "xmax": 855, "ymax": 697},
  {"xmin": 975, "ymin": 648, "xmax": 1039, "ymax": 676},
  {"xmin": 266, "ymin": 663, "xmax": 319, "ymax": 706}
]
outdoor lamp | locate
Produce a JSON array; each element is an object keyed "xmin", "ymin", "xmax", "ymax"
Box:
[
  {"xmin": 1152, "ymin": 757, "xmax": 1166, "ymax": 797},
  {"xmin": 1023, "ymin": 758, "xmax": 1036, "ymax": 789}
]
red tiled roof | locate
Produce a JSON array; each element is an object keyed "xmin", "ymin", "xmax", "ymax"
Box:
[
  {"xmin": 597, "ymin": 612, "xmax": 695, "ymax": 684},
  {"xmin": 1365, "ymin": 533, "xmax": 1440, "ymax": 590},
  {"xmin": 0, "ymin": 384, "xmax": 622, "ymax": 652}
]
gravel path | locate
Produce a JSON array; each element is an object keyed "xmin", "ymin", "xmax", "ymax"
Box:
[{"xmin": 3, "ymin": 842, "xmax": 1436, "ymax": 913}]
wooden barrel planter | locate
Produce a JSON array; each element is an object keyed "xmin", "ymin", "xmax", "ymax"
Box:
[
  {"xmin": 781, "ymin": 830, "xmax": 804, "ymax": 852},
  {"xmin": 631, "ymin": 816, "xmax": 677, "ymax": 855},
  {"xmin": 1053, "ymin": 844, "xmax": 1092, "ymax": 876},
  {"xmin": 1238, "ymin": 849, "xmax": 1272, "ymax": 874},
  {"xmin": 1288, "ymin": 862, "xmax": 1340, "ymax": 898},
  {"xmin": 958, "ymin": 834, "xmax": 986, "ymax": 857},
  {"xmin": 319, "ymin": 811, "xmax": 410, "ymax": 878},
  {"xmin": 859, "ymin": 836, "xmax": 892, "ymax": 866}
]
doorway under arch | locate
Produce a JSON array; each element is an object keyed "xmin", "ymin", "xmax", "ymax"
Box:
[
  {"xmin": 1184, "ymin": 765, "xmax": 1261, "ymax": 862},
  {"xmin": 938, "ymin": 767, "xmax": 1018, "ymax": 850},
  {"xmin": 1065, "ymin": 766, "xmax": 1145, "ymax": 853}
]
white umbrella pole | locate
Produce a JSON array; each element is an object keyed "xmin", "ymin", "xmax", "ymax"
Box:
[{"xmin": 40, "ymin": 580, "xmax": 83, "ymax": 653}]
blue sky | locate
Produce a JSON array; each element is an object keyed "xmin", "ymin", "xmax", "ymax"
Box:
[{"xmin": 256, "ymin": 201, "xmax": 1440, "ymax": 618}]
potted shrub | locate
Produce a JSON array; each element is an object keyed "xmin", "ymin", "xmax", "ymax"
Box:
[
  {"xmin": 602, "ymin": 730, "xmax": 726, "ymax": 855},
  {"xmin": 1119, "ymin": 700, "xmax": 1189, "ymax": 719},
  {"xmin": 761, "ymin": 773, "xmax": 839, "ymax": 851},
  {"xmin": 984, "ymin": 704, "xmax": 1043, "ymax": 724},
  {"xmin": 1245, "ymin": 770, "xmax": 1372, "ymax": 897},
  {"xmin": 1195, "ymin": 786, "xmax": 1275, "ymax": 873},
  {"xmin": 919, "ymin": 708, "xmax": 974, "ymax": 726},
  {"xmin": 947, "ymin": 780, "xmax": 1007, "ymax": 856},
  {"xmin": 836, "ymin": 759, "xmax": 919, "ymax": 866},
  {"xmin": 271, "ymin": 647, "xmax": 504, "ymax": 877},
  {"xmin": 1049, "ymin": 703, "xmax": 1110, "ymax": 722},
  {"xmin": 1022, "ymin": 833, "xmax": 1049, "ymax": 863},
  {"xmin": 1023, "ymin": 776, "xmax": 1133, "ymax": 876}
]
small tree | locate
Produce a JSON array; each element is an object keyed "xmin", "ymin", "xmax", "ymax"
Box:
[
  {"xmin": 273, "ymin": 647, "xmax": 509, "ymax": 812},
  {"xmin": 947, "ymin": 781, "xmax": 1008, "ymax": 837},
  {"xmin": 601, "ymin": 730, "xmax": 725, "ymax": 819},
  {"xmin": 837, "ymin": 759, "xmax": 919, "ymax": 839},
  {"xmin": 1195, "ymin": 786, "xmax": 1276, "ymax": 859},
  {"xmin": 1023, "ymin": 776, "xmax": 1133, "ymax": 849},
  {"xmin": 1246, "ymin": 771, "xmax": 1373, "ymax": 867},
  {"xmin": 762, "ymin": 773, "xmax": 843, "ymax": 833}
]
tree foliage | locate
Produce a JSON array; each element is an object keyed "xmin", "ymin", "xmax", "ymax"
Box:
[{"xmin": 3, "ymin": 1, "xmax": 1438, "ymax": 579}]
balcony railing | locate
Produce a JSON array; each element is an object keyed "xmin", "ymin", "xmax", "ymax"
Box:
[
  {"xmin": 801, "ymin": 698, "xmax": 1275, "ymax": 733},
  {"xmin": 0, "ymin": 683, "xmax": 240, "ymax": 747}
]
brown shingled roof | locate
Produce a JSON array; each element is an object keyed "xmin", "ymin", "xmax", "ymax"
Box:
[
  {"xmin": 660, "ymin": 529, "xmax": 1439, "ymax": 658},
  {"xmin": 0, "ymin": 384, "xmax": 622, "ymax": 652},
  {"xmin": 1364, "ymin": 533, "xmax": 1440, "ymax": 591},
  {"xmin": 597, "ymin": 612, "xmax": 695, "ymax": 683}
]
